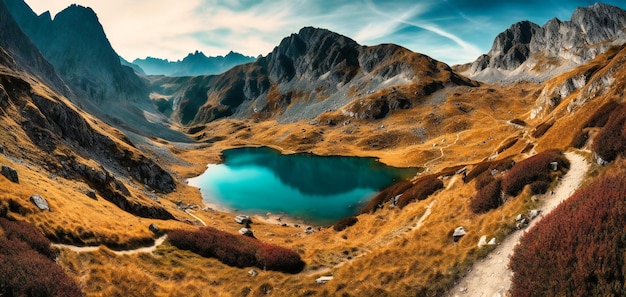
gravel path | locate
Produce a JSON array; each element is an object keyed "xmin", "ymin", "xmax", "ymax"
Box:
[
  {"xmin": 448, "ymin": 152, "xmax": 590, "ymax": 297},
  {"xmin": 52, "ymin": 235, "xmax": 168, "ymax": 256}
]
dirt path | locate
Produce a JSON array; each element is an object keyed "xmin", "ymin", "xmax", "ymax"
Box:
[
  {"xmin": 185, "ymin": 209, "xmax": 208, "ymax": 226},
  {"xmin": 448, "ymin": 151, "xmax": 590, "ymax": 297},
  {"xmin": 52, "ymin": 235, "xmax": 168, "ymax": 255}
]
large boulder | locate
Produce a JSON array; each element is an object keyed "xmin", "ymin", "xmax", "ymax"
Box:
[
  {"xmin": 30, "ymin": 194, "xmax": 49, "ymax": 211},
  {"xmin": 1, "ymin": 165, "xmax": 18, "ymax": 183}
]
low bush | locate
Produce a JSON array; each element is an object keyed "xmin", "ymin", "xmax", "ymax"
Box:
[
  {"xmin": 464, "ymin": 156, "xmax": 515, "ymax": 183},
  {"xmin": 470, "ymin": 178, "xmax": 502, "ymax": 214},
  {"xmin": 168, "ymin": 227, "xmax": 304, "ymax": 273},
  {"xmin": 510, "ymin": 174, "xmax": 626, "ymax": 296},
  {"xmin": 501, "ymin": 150, "xmax": 569, "ymax": 197},
  {"xmin": 333, "ymin": 216, "xmax": 358, "ymax": 231},
  {"xmin": 396, "ymin": 174, "xmax": 443, "ymax": 209},
  {"xmin": 0, "ymin": 220, "xmax": 82, "ymax": 297},
  {"xmin": 360, "ymin": 180, "xmax": 413, "ymax": 214},
  {"xmin": 570, "ymin": 130, "xmax": 589, "ymax": 149},
  {"xmin": 0, "ymin": 218, "xmax": 55, "ymax": 259},
  {"xmin": 593, "ymin": 104, "xmax": 626, "ymax": 163},
  {"xmin": 584, "ymin": 100, "xmax": 620, "ymax": 128}
]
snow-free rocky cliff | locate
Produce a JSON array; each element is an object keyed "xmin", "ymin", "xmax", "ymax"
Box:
[{"xmin": 458, "ymin": 3, "xmax": 626, "ymax": 83}]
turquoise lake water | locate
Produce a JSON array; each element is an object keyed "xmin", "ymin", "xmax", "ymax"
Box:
[{"xmin": 187, "ymin": 147, "xmax": 415, "ymax": 225}]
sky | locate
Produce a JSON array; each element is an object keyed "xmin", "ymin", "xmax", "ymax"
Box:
[{"xmin": 23, "ymin": 0, "xmax": 626, "ymax": 65}]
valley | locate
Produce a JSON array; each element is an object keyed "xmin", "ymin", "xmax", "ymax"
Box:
[{"xmin": 1, "ymin": 1, "xmax": 626, "ymax": 296}]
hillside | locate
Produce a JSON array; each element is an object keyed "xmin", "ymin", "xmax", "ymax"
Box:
[
  {"xmin": 149, "ymin": 27, "xmax": 477, "ymax": 126},
  {"xmin": 1, "ymin": 1, "xmax": 626, "ymax": 297}
]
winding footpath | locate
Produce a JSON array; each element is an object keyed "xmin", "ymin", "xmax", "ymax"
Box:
[
  {"xmin": 52, "ymin": 235, "xmax": 168, "ymax": 255},
  {"xmin": 448, "ymin": 151, "xmax": 590, "ymax": 297}
]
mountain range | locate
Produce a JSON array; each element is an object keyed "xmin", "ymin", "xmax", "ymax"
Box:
[
  {"xmin": 131, "ymin": 50, "xmax": 256, "ymax": 77},
  {"xmin": 1, "ymin": 0, "xmax": 626, "ymax": 296}
]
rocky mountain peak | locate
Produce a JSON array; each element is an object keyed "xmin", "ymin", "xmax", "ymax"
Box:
[
  {"xmin": 458, "ymin": 2, "xmax": 626, "ymax": 83},
  {"xmin": 264, "ymin": 26, "xmax": 361, "ymax": 82}
]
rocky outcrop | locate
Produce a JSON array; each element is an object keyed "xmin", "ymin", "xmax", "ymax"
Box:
[
  {"xmin": 1, "ymin": 165, "xmax": 18, "ymax": 183},
  {"xmin": 152, "ymin": 27, "xmax": 476, "ymax": 125},
  {"xmin": 459, "ymin": 3, "xmax": 626, "ymax": 82}
]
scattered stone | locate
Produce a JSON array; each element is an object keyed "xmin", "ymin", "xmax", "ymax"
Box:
[
  {"xmin": 516, "ymin": 218, "xmax": 529, "ymax": 229},
  {"xmin": 239, "ymin": 227, "xmax": 254, "ymax": 237},
  {"xmin": 30, "ymin": 194, "xmax": 49, "ymax": 211},
  {"xmin": 478, "ymin": 235, "xmax": 487, "ymax": 247},
  {"xmin": 528, "ymin": 209, "xmax": 541, "ymax": 219},
  {"xmin": 148, "ymin": 223, "xmax": 160, "ymax": 234},
  {"xmin": 315, "ymin": 276, "xmax": 333, "ymax": 284},
  {"xmin": 390, "ymin": 194, "xmax": 401, "ymax": 207},
  {"xmin": 305, "ymin": 226, "xmax": 314, "ymax": 234},
  {"xmin": 488, "ymin": 237, "xmax": 497, "ymax": 245},
  {"xmin": 235, "ymin": 215, "xmax": 252, "ymax": 225},
  {"xmin": 86, "ymin": 189, "xmax": 97, "ymax": 200},
  {"xmin": 248, "ymin": 269, "xmax": 258, "ymax": 277},
  {"xmin": 453, "ymin": 226, "xmax": 466, "ymax": 242},
  {"xmin": 515, "ymin": 214, "xmax": 525, "ymax": 222},
  {"xmin": 1, "ymin": 165, "xmax": 18, "ymax": 183},
  {"xmin": 550, "ymin": 161, "xmax": 559, "ymax": 171}
]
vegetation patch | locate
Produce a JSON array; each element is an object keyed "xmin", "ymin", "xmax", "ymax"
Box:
[
  {"xmin": 464, "ymin": 156, "xmax": 515, "ymax": 183},
  {"xmin": 333, "ymin": 216, "xmax": 358, "ymax": 231},
  {"xmin": 593, "ymin": 104, "xmax": 626, "ymax": 163},
  {"xmin": 501, "ymin": 149, "xmax": 569, "ymax": 197},
  {"xmin": 0, "ymin": 218, "xmax": 82, "ymax": 297},
  {"xmin": 168, "ymin": 227, "xmax": 304, "ymax": 273},
  {"xmin": 396, "ymin": 174, "xmax": 443, "ymax": 208},
  {"xmin": 531, "ymin": 121, "xmax": 554, "ymax": 138},
  {"xmin": 360, "ymin": 180, "xmax": 413, "ymax": 214},
  {"xmin": 510, "ymin": 174, "xmax": 626, "ymax": 296},
  {"xmin": 470, "ymin": 177, "xmax": 503, "ymax": 213}
]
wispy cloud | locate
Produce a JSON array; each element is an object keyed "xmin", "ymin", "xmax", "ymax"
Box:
[{"xmin": 22, "ymin": 0, "xmax": 626, "ymax": 65}]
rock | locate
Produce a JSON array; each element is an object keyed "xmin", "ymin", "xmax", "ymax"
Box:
[
  {"xmin": 306, "ymin": 226, "xmax": 314, "ymax": 234},
  {"xmin": 488, "ymin": 237, "xmax": 497, "ymax": 245},
  {"xmin": 235, "ymin": 215, "xmax": 252, "ymax": 225},
  {"xmin": 453, "ymin": 226, "xmax": 466, "ymax": 242},
  {"xmin": 148, "ymin": 223, "xmax": 160, "ymax": 234},
  {"xmin": 1, "ymin": 165, "xmax": 18, "ymax": 183},
  {"xmin": 239, "ymin": 228, "xmax": 254, "ymax": 237},
  {"xmin": 528, "ymin": 209, "xmax": 541, "ymax": 219},
  {"xmin": 248, "ymin": 269, "xmax": 258, "ymax": 277},
  {"xmin": 30, "ymin": 194, "xmax": 49, "ymax": 211},
  {"xmin": 550, "ymin": 161, "xmax": 559, "ymax": 171},
  {"xmin": 515, "ymin": 214, "xmax": 525, "ymax": 222},
  {"xmin": 478, "ymin": 235, "xmax": 487, "ymax": 247},
  {"xmin": 86, "ymin": 188, "xmax": 97, "ymax": 200},
  {"xmin": 516, "ymin": 218, "xmax": 529, "ymax": 229},
  {"xmin": 315, "ymin": 276, "xmax": 333, "ymax": 284}
]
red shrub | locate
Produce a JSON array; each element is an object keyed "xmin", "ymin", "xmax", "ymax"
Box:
[
  {"xmin": 396, "ymin": 174, "xmax": 443, "ymax": 209},
  {"xmin": 360, "ymin": 180, "xmax": 413, "ymax": 214},
  {"xmin": 593, "ymin": 104, "xmax": 626, "ymax": 163},
  {"xmin": 584, "ymin": 100, "xmax": 620, "ymax": 128},
  {"xmin": 570, "ymin": 130, "xmax": 589, "ymax": 149},
  {"xmin": 510, "ymin": 174, "xmax": 626, "ymax": 296},
  {"xmin": 464, "ymin": 157, "xmax": 515, "ymax": 183},
  {"xmin": 501, "ymin": 150, "xmax": 569, "ymax": 197},
  {"xmin": 168, "ymin": 227, "xmax": 304, "ymax": 273},
  {"xmin": 470, "ymin": 178, "xmax": 502, "ymax": 213},
  {"xmin": 333, "ymin": 216, "xmax": 358, "ymax": 231},
  {"xmin": 0, "ymin": 218, "xmax": 54, "ymax": 259},
  {"xmin": 0, "ymin": 236, "xmax": 82, "ymax": 297}
]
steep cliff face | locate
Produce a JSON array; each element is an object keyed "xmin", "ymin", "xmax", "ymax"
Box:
[
  {"xmin": 0, "ymin": 0, "xmax": 176, "ymax": 219},
  {"xmin": 6, "ymin": 0, "xmax": 148, "ymax": 102},
  {"xmin": 151, "ymin": 27, "xmax": 477, "ymax": 125},
  {"xmin": 458, "ymin": 3, "xmax": 626, "ymax": 82}
]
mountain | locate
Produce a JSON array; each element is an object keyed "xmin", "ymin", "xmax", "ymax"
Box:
[
  {"xmin": 457, "ymin": 3, "xmax": 626, "ymax": 82},
  {"xmin": 0, "ymin": 0, "xmax": 177, "ymax": 220},
  {"xmin": 5, "ymin": 0, "xmax": 190, "ymax": 141},
  {"xmin": 150, "ymin": 26, "xmax": 477, "ymax": 125},
  {"xmin": 132, "ymin": 50, "xmax": 255, "ymax": 76}
]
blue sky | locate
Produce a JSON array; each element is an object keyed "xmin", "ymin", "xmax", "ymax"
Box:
[{"xmin": 24, "ymin": 0, "xmax": 626, "ymax": 65}]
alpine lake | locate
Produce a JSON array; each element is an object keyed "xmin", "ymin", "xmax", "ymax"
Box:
[{"xmin": 187, "ymin": 147, "xmax": 416, "ymax": 225}]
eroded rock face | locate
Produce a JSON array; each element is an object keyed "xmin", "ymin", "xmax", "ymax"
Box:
[{"xmin": 460, "ymin": 3, "xmax": 626, "ymax": 82}]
